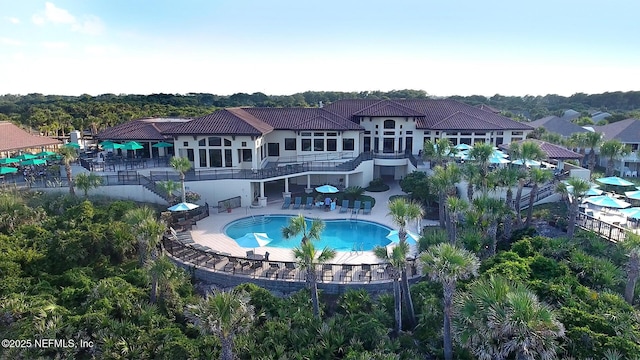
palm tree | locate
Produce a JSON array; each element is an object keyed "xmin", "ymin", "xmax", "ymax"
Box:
[
  {"xmin": 147, "ymin": 255, "xmax": 179, "ymax": 304},
  {"xmin": 186, "ymin": 289, "xmax": 255, "ymax": 360},
  {"xmin": 169, "ymin": 156, "xmax": 192, "ymax": 203},
  {"xmin": 468, "ymin": 142, "xmax": 494, "ymax": 193},
  {"xmin": 556, "ymin": 177, "xmax": 591, "ymax": 238},
  {"xmin": 496, "ymin": 167, "xmax": 520, "ymax": 240},
  {"xmin": 623, "ymin": 233, "xmax": 640, "ymax": 305},
  {"xmin": 124, "ymin": 207, "xmax": 165, "ymax": 266},
  {"xmin": 74, "ymin": 172, "xmax": 104, "ymax": 197},
  {"xmin": 420, "ymin": 243, "xmax": 480, "ymax": 360},
  {"xmin": 568, "ymin": 132, "xmax": 588, "ymax": 164},
  {"xmin": 446, "ymin": 197, "xmax": 467, "ymax": 244},
  {"xmin": 600, "ymin": 139, "xmax": 631, "ymax": 177},
  {"xmin": 460, "ymin": 162, "xmax": 481, "ymax": 202},
  {"xmin": 524, "ymin": 168, "xmax": 553, "ymax": 228},
  {"xmin": 386, "ymin": 197, "xmax": 424, "ymax": 328},
  {"xmin": 430, "ymin": 164, "xmax": 461, "ymax": 228},
  {"xmin": 453, "ymin": 275, "xmax": 565, "ymax": 360},
  {"xmin": 58, "ymin": 146, "xmax": 78, "ymax": 196},
  {"xmin": 373, "ymin": 241, "xmax": 408, "ymax": 334},
  {"xmin": 583, "ymin": 131, "xmax": 603, "ymax": 171},
  {"xmin": 282, "ymin": 214, "xmax": 324, "ymax": 246},
  {"xmin": 292, "ymin": 241, "xmax": 336, "ymax": 319},
  {"xmin": 157, "ymin": 180, "xmax": 180, "ymax": 204},
  {"xmin": 423, "ymin": 138, "xmax": 454, "ymax": 168},
  {"xmin": 472, "ymin": 195, "xmax": 509, "ymax": 256}
]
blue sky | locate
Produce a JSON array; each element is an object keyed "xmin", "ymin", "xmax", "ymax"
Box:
[{"xmin": 1, "ymin": 0, "xmax": 639, "ymax": 97}]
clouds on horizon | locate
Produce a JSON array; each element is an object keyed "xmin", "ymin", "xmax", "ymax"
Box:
[{"xmin": 31, "ymin": 2, "xmax": 104, "ymax": 35}]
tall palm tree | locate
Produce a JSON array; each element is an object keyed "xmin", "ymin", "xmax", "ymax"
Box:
[
  {"xmin": 556, "ymin": 177, "xmax": 591, "ymax": 238},
  {"xmin": 373, "ymin": 241, "xmax": 409, "ymax": 334},
  {"xmin": 282, "ymin": 214, "xmax": 324, "ymax": 246},
  {"xmin": 186, "ymin": 289, "xmax": 255, "ymax": 360},
  {"xmin": 568, "ymin": 132, "xmax": 588, "ymax": 164},
  {"xmin": 496, "ymin": 167, "xmax": 520, "ymax": 240},
  {"xmin": 583, "ymin": 131, "xmax": 603, "ymax": 171},
  {"xmin": 124, "ymin": 207, "xmax": 165, "ymax": 266},
  {"xmin": 525, "ymin": 168, "xmax": 553, "ymax": 228},
  {"xmin": 423, "ymin": 138, "xmax": 454, "ymax": 168},
  {"xmin": 468, "ymin": 142, "xmax": 494, "ymax": 193},
  {"xmin": 430, "ymin": 164, "xmax": 461, "ymax": 228},
  {"xmin": 74, "ymin": 172, "xmax": 104, "ymax": 197},
  {"xmin": 147, "ymin": 255, "xmax": 181, "ymax": 304},
  {"xmin": 446, "ymin": 197, "xmax": 467, "ymax": 244},
  {"xmin": 623, "ymin": 233, "xmax": 640, "ymax": 305},
  {"xmin": 157, "ymin": 180, "xmax": 180, "ymax": 204},
  {"xmin": 453, "ymin": 275, "xmax": 565, "ymax": 360},
  {"xmin": 460, "ymin": 163, "xmax": 481, "ymax": 202},
  {"xmin": 386, "ymin": 198, "xmax": 424, "ymax": 328},
  {"xmin": 58, "ymin": 146, "xmax": 78, "ymax": 196},
  {"xmin": 473, "ymin": 195, "xmax": 509, "ymax": 256},
  {"xmin": 420, "ymin": 243, "xmax": 480, "ymax": 360},
  {"xmin": 600, "ymin": 139, "xmax": 631, "ymax": 177},
  {"xmin": 292, "ymin": 241, "xmax": 336, "ymax": 319},
  {"xmin": 169, "ymin": 156, "xmax": 192, "ymax": 203}
]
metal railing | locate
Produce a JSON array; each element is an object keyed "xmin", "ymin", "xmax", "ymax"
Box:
[{"xmin": 577, "ymin": 212, "xmax": 627, "ymax": 243}]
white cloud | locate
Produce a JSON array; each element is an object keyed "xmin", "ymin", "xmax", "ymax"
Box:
[
  {"xmin": 0, "ymin": 38, "xmax": 23, "ymax": 46},
  {"xmin": 31, "ymin": 2, "xmax": 104, "ymax": 35},
  {"xmin": 42, "ymin": 41, "xmax": 69, "ymax": 49},
  {"xmin": 72, "ymin": 15, "xmax": 105, "ymax": 35},
  {"xmin": 43, "ymin": 2, "xmax": 75, "ymax": 24},
  {"xmin": 5, "ymin": 17, "xmax": 20, "ymax": 24},
  {"xmin": 32, "ymin": 14, "xmax": 45, "ymax": 25}
]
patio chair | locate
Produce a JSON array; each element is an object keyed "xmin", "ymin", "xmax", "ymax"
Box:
[
  {"xmin": 339, "ymin": 199, "xmax": 349, "ymax": 213},
  {"xmin": 281, "ymin": 197, "xmax": 291, "ymax": 209},
  {"xmin": 358, "ymin": 264, "xmax": 371, "ymax": 282},
  {"xmin": 292, "ymin": 196, "xmax": 302, "ymax": 209},
  {"xmin": 340, "ymin": 265, "xmax": 353, "ymax": 282},
  {"xmin": 352, "ymin": 200, "xmax": 361, "ymax": 214},
  {"xmin": 362, "ymin": 201, "xmax": 372, "ymax": 215},
  {"xmin": 304, "ymin": 197, "xmax": 313, "ymax": 210}
]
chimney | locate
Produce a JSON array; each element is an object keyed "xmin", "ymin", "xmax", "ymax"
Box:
[{"xmin": 318, "ymin": 101, "xmax": 323, "ymax": 108}]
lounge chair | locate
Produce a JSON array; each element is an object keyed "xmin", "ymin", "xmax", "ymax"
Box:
[
  {"xmin": 352, "ymin": 200, "xmax": 361, "ymax": 214},
  {"xmin": 281, "ymin": 197, "xmax": 291, "ymax": 209},
  {"xmin": 304, "ymin": 197, "xmax": 313, "ymax": 210},
  {"xmin": 362, "ymin": 201, "xmax": 371, "ymax": 215},
  {"xmin": 292, "ymin": 196, "xmax": 302, "ymax": 209},
  {"xmin": 339, "ymin": 199, "xmax": 349, "ymax": 213}
]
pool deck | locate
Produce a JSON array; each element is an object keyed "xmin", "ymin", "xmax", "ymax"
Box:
[{"xmin": 189, "ymin": 182, "xmax": 439, "ymax": 264}]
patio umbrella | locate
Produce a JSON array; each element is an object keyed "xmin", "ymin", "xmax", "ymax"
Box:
[
  {"xmin": 454, "ymin": 143, "xmax": 472, "ymax": 151},
  {"xmin": 488, "ymin": 155, "xmax": 510, "ymax": 164},
  {"xmin": 64, "ymin": 143, "xmax": 80, "ymax": 148},
  {"xmin": 122, "ymin": 141, "xmax": 144, "ymax": 150},
  {"xmin": 0, "ymin": 167, "xmax": 18, "ymax": 175},
  {"xmin": 564, "ymin": 183, "xmax": 603, "ymax": 196},
  {"xmin": 386, "ymin": 230, "xmax": 420, "ymax": 245},
  {"xmin": 625, "ymin": 190, "xmax": 640, "ymax": 200},
  {"xmin": 620, "ymin": 207, "xmax": 640, "ymax": 220},
  {"xmin": 235, "ymin": 232, "xmax": 273, "ymax": 248},
  {"xmin": 36, "ymin": 151, "xmax": 57, "ymax": 157},
  {"xmin": 511, "ymin": 159, "xmax": 541, "ymax": 167},
  {"xmin": 15, "ymin": 153, "xmax": 36, "ymax": 160},
  {"xmin": 20, "ymin": 159, "xmax": 47, "ymax": 166},
  {"xmin": 100, "ymin": 141, "xmax": 124, "ymax": 150},
  {"xmin": 583, "ymin": 195, "xmax": 631, "ymax": 209},
  {"xmin": 152, "ymin": 141, "xmax": 174, "ymax": 148},
  {"xmin": 492, "ymin": 149, "xmax": 508, "ymax": 158},
  {"xmin": 0, "ymin": 158, "xmax": 19, "ymax": 164},
  {"xmin": 315, "ymin": 184, "xmax": 339, "ymax": 194},
  {"xmin": 167, "ymin": 202, "xmax": 199, "ymax": 212},
  {"xmin": 596, "ymin": 176, "xmax": 635, "ymax": 187}
]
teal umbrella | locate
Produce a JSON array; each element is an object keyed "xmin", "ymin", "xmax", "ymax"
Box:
[
  {"xmin": 620, "ymin": 207, "xmax": 640, "ymax": 220},
  {"xmin": 64, "ymin": 143, "xmax": 80, "ymax": 148},
  {"xmin": 511, "ymin": 159, "xmax": 541, "ymax": 167},
  {"xmin": 167, "ymin": 202, "xmax": 199, "ymax": 212},
  {"xmin": 0, "ymin": 158, "xmax": 19, "ymax": 164},
  {"xmin": 625, "ymin": 190, "xmax": 640, "ymax": 200},
  {"xmin": 0, "ymin": 167, "xmax": 18, "ymax": 175},
  {"xmin": 583, "ymin": 195, "xmax": 630, "ymax": 209},
  {"xmin": 100, "ymin": 141, "xmax": 124, "ymax": 150},
  {"xmin": 152, "ymin": 141, "xmax": 174, "ymax": 148},
  {"xmin": 21, "ymin": 159, "xmax": 47, "ymax": 166},
  {"xmin": 454, "ymin": 143, "xmax": 472, "ymax": 151},
  {"xmin": 386, "ymin": 230, "xmax": 420, "ymax": 245},
  {"xmin": 315, "ymin": 184, "xmax": 339, "ymax": 194},
  {"xmin": 122, "ymin": 141, "xmax": 144, "ymax": 150},
  {"xmin": 36, "ymin": 151, "xmax": 57, "ymax": 157},
  {"xmin": 15, "ymin": 153, "xmax": 36, "ymax": 160},
  {"xmin": 235, "ymin": 233, "xmax": 273, "ymax": 248},
  {"xmin": 596, "ymin": 176, "xmax": 635, "ymax": 187}
]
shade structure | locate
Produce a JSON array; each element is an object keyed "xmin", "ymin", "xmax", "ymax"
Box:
[
  {"xmin": 386, "ymin": 230, "xmax": 420, "ymax": 245},
  {"xmin": 167, "ymin": 202, "xmax": 199, "ymax": 212},
  {"xmin": 315, "ymin": 184, "xmax": 339, "ymax": 194},
  {"xmin": 36, "ymin": 151, "xmax": 57, "ymax": 157},
  {"xmin": 20, "ymin": 159, "xmax": 47, "ymax": 166},
  {"xmin": 15, "ymin": 153, "xmax": 36, "ymax": 160},
  {"xmin": 454, "ymin": 143, "xmax": 473, "ymax": 151},
  {"xmin": 564, "ymin": 183, "xmax": 603, "ymax": 196},
  {"xmin": 488, "ymin": 155, "xmax": 510, "ymax": 164},
  {"xmin": 152, "ymin": 141, "xmax": 174, "ymax": 148},
  {"xmin": 122, "ymin": 141, "xmax": 144, "ymax": 150},
  {"xmin": 511, "ymin": 159, "xmax": 541, "ymax": 167},
  {"xmin": 64, "ymin": 143, "xmax": 80, "ymax": 148},
  {"xmin": 596, "ymin": 176, "xmax": 635, "ymax": 187},
  {"xmin": 235, "ymin": 232, "xmax": 273, "ymax": 248},
  {"xmin": 100, "ymin": 141, "xmax": 124, "ymax": 150},
  {"xmin": 0, "ymin": 167, "xmax": 18, "ymax": 175},
  {"xmin": 583, "ymin": 195, "xmax": 630, "ymax": 209},
  {"xmin": 625, "ymin": 190, "xmax": 640, "ymax": 200},
  {"xmin": 0, "ymin": 158, "xmax": 19, "ymax": 164},
  {"xmin": 492, "ymin": 149, "xmax": 509, "ymax": 158},
  {"xmin": 620, "ymin": 207, "xmax": 640, "ymax": 220}
]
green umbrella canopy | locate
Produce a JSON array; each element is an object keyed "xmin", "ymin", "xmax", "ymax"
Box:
[
  {"xmin": 0, "ymin": 167, "xmax": 18, "ymax": 175},
  {"xmin": 64, "ymin": 143, "xmax": 80, "ymax": 148},
  {"xmin": 15, "ymin": 153, "xmax": 36, "ymax": 160},
  {"xmin": 100, "ymin": 141, "xmax": 124, "ymax": 150},
  {"xmin": 20, "ymin": 159, "xmax": 47, "ymax": 166},
  {"xmin": 152, "ymin": 141, "xmax": 174, "ymax": 148},
  {"xmin": 122, "ymin": 141, "xmax": 144, "ymax": 150},
  {"xmin": 0, "ymin": 158, "xmax": 19, "ymax": 164},
  {"xmin": 36, "ymin": 151, "xmax": 57, "ymax": 157}
]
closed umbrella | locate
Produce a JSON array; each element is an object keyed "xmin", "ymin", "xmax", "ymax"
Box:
[
  {"xmin": 167, "ymin": 202, "xmax": 199, "ymax": 212},
  {"xmin": 386, "ymin": 230, "xmax": 420, "ymax": 245},
  {"xmin": 315, "ymin": 184, "xmax": 339, "ymax": 194},
  {"xmin": 0, "ymin": 167, "xmax": 18, "ymax": 175},
  {"xmin": 596, "ymin": 176, "xmax": 635, "ymax": 187},
  {"xmin": 583, "ymin": 195, "xmax": 630, "ymax": 209}
]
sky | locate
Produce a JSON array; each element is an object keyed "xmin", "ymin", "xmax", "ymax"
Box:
[{"xmin": 1, "ymin": 0, "xmax": 639, "ymax": 97}]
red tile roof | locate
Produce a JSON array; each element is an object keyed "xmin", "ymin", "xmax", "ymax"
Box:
[
  {"xmin": 430, "ymin": 112, "xmax": 502, "ymax": 130},
  {"xmin": 242, "ymin": 108, "xmax": 362, "ymax": 131},
  {"xmin": 96, "ymin": 118, "xmax": 189, "ymax": 140},
  {"xmin": 166, "ymin": 110, "xmax": 270, "ymax": 136},
  {"xmin": 500, "ymin": 139, "xmax": 583, "ymax": 160},
  {"xmin": 353, "ymin": 100, "xmax": 425, "ymax": 117},
  {"xmin": 0, "ymin": 121, "xmax": 61, "ymax": 152}
]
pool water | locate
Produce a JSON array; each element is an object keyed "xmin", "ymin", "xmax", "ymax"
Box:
[{"xmin": 224, "ymin": 215, "xmax": 394, "ymax": 251}]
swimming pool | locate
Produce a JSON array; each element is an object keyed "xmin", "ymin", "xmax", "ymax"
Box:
[{"xmin": 224, "ymin": 215, "xmax": 394, "ymax": 251}]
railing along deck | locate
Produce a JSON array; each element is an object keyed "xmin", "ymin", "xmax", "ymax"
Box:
[{"xmin": 577, "ymin": 212, "xmax": 627, "ymax": 243}]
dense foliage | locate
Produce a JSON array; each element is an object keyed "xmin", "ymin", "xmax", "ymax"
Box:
[{"xmin": 1, "ymin": 190, "xmax": 640, "ymax": 359}]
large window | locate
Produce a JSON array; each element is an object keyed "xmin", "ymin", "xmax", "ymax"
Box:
[
  {"xmin": 186, "ymin": 149, "xmax": 194, "ymax": 162},
  {"xmin": 383, "ymin": 138, "xmax": 394, "ymax": 153},
  {"xmin": 241, "ymin": 149, "xmax": 252, "ymax": 162},
  {"xmin": 268, "ymin": 143, "xmax": 280, "ymax": 156},
  {"xmin": 343, "ymin": 138, "xmax": 354, "ymax": 151},
  {"xmin": 198, "ymin": 139, "xmax": 206, "ymax": 146},
  {"xmin": 225, "ymin": 149, "xmax": 232, "ymax": 167},
  {"xmin": 209, "ymin": 149, "xmax": 222, "ymax": 167},
  {"xmin": 199, "ymin": 149, "xmax": 207, "ymax": 167},
  {"xmin": 384, "ymin": 119, "xmax": 395, "ymax": 129},
  {"xmin": 208, "ymin": 137, "xmax": 221, "ymax": 146},
  {"xmin": 327, "ymin": 138, "xmax": 337, "ymax": 151},
  {"xmin": 224, "ymin": 139, "xmax": 232, "ymax": 146},
  {"xmin": 314, "ymin": 139, "xmax": 324, "ymax": 151},
  {"xmin": 302, "ymin": 139, "xmax": 311, "ymax": 151},
  {"xmin": 284, "ymin": 138, "xmax": 296, "ymax": 150}
]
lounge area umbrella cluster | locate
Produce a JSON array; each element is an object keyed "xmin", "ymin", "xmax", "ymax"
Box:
[{"xmin": 583, "ymin": 195, "xmax": 630, "ymax": 209}]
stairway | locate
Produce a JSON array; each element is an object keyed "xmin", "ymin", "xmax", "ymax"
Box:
[{"xmin": 139, "ymin": 174, "xmax": 172, "ymax": 203}]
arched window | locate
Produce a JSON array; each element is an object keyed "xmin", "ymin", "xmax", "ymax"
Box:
[{"xmin": 384, "ymin": 120, "xmax": 395, "ymax": 129}]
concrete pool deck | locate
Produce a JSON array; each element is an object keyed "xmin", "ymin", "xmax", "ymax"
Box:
[{"xmin": 189, "ymin": 182, "xmax": 439, "ymax": 264}]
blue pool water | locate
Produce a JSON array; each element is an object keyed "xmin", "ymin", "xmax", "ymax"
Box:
[{"xmin": 224, "ymin": 215, "xmax": 394, "ymax": 251}]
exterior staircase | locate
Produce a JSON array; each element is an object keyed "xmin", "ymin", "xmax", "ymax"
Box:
[{"xmin": 139, "ymin": 174, "xmax": 172, "ymax": 203}]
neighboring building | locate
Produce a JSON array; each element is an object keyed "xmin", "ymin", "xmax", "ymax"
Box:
[
  {"xmin": 96, "ymin": 118, "xmax": 190, "ymax": 158},
  {"xmin": 98, "ymin": 99, "xmax": 533, "ymax": 207},
  {"xmin": 593, "ymin": 118, "xmax": 640, "ymax": 175},
  {"xmin": 0, "ymin": 121, "xmax": 62, "ymax": 157},
  {"xmin": 527, "ymin": 115, "xmax": 590, "ymax": 138}
]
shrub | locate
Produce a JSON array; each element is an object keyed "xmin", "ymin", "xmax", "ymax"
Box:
[
  {"xmin": 342, "ymin": 186, "xmax": 365, "ymax": 201},
  {"xmin": 366, "ymin": 178, "xmax": 390, "ymax": 192}
]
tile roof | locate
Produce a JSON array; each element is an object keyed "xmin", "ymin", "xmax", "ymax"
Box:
[
  {"xmin": 242, "ymin": 108, "xmax": 362, "ymax": 131},
  {"xmin": 593, "ymin": 118, "xmax": 640, "ymax": 143},
  {"xmin": 96, "ymin": 118, "xmax": 189, "ymax": 141},
  {"xmin": 500, "ymin": 139, "xmax": 583, "ymax": 160},
  {"xmin": 476, "ymin": 104, "xmax": 501, "ymax": 114},
  {"xmin": 167, "ymin": 110, "xmax": 270, "ymax": 136},
  {"xmin": 353, "ymin": 100, "xmax": 425, "ymax": 117},
  {"xmin": 528, "ymin": 116, "xmax": 589, "ymax": 137},
  {"xmin": 0, "ymin": 121, "xmax": 62, "ymax": 152},
  {"xmin": 429, "ymin": 112, "xmax": 502, "ymax": 130}
]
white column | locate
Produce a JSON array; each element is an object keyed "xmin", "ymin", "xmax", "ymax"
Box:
[
  {"xmin": 285, "ymin": 177, "xmax": 289, "ymax": 193},
  {"xmin": 307, "ymin": 174, "xmax": 311, "ymax": 188},
  {"xmin": 345, "ymin": 174, "xmax": 349, "ymax": 188},
  {"xmin": 258, "ymin": 181, "xmax": 267, "ymax": 207}
]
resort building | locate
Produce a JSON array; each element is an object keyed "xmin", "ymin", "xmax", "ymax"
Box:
[
  {"xmin": 593, "ymin": 118, "xmax": 640, "ymax": 176},
  {"xmin": 97, "ymin": 99, "xmax": 533, "ymax": 207},
  {"xmin": 0, "ymin": 121, "xmax": 62, "ymax": 157}
]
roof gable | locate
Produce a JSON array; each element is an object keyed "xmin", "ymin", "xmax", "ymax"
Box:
[
  {"xmin": 0, "ymin": 121, "xmax": 61, "ymax": 152},
  {"xmin": 353, "ymin": 100, "xmax": 425, "ymax": 117},
  {"xmin": 594, "ymin": 118, "xmax": 640, "ymax": 143},
  {"xmin": 167, "ymin": 110, "xmax": 267, "ymax": 136},
  {"xmin": 528, "ymin": 116, "xmax": 589, "ymax": 137},
  {"xmin": 429, "ymin": 112, "xmax": 499, "ymax": 130}
]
